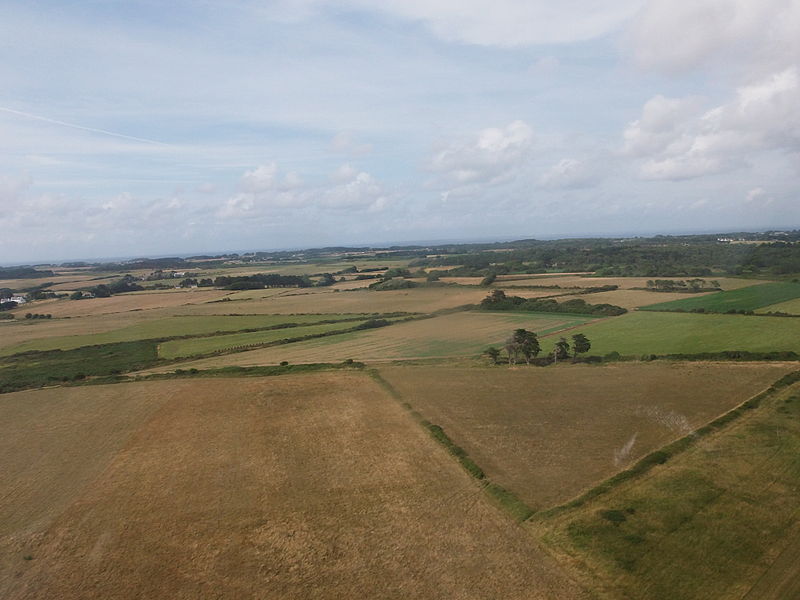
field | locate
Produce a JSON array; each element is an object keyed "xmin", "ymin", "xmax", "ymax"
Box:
[
  {"xmin": 757, "ymin": 297, "xmax": 800, "ymax": 315},
  {"xmin": 157, "ymin": 318, "xmax": 371, "ymax": 358},
  {"xmin": 495, "ymin": 276, "xmax": 761, "ymax": 291},
  {"xmin": 0, "ymin": 375, "xmax": 585, "ymax": 600},
  {"xmin": 146, "ymin": 311, "xmax": 597, "ymax": 370},
  {"xmin": 639, "ymin": 282, "xmax": 800, "ymax": 313},
  {"xmin": 554, "ymin": 289, "xmax": 715, "ymax": 310},
  {"xmin": 538, "ymin": 311, "xmax": 800, "ymax": 356},
  {"xmin": 533, "ymin": 375, "xmax": 800, "ymax": 600},
  {"xmin": 378, "ymin": 363, "xmax": 791, "ymax": 509},
  {"xmin": 0, "ymin": 314, "xmax": 367, "ymax": 356}
]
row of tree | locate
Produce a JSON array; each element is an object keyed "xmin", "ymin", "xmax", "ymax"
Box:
[{"xmin": 484, "ymin": 329, "xmax": 591, "ymax": 365}]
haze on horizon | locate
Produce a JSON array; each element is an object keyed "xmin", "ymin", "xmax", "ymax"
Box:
[{"xmin": 2, "ymin": 0, "xmax": 799, "ymax": 264}]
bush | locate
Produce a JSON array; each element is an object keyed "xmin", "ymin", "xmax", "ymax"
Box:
[{"xmin": 280, "ymin": 361, "xmax": 289, "ymax": 366}]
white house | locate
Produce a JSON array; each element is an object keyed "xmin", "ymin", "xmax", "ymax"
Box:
[{"xmin": 8, "ymin": 295, "xmax": 27, "ymax": 304}]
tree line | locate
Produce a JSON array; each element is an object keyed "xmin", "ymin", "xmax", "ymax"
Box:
[{"xmin": 484, "ymin": 329, "xmax": 591, "ymax": 365}]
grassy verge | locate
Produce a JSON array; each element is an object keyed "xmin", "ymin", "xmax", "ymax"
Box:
[{"xmin": 369, "ymin": 369, "xmax": 534, "ymax": 522}]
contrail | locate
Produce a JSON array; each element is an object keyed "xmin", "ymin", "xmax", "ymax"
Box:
[{"xmin": 0, "ymin": 105, "xmax": 170, "ymax": 146}]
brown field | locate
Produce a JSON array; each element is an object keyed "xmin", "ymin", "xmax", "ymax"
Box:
[
  {"xmin": 0, "ymin": 375, "xmax": 585, "ymax": 600},
  {"xmin": 142, "ymin": 311, "xmax": 594, "ymax": 370},
  {"xmin": 175, "ymin": 287, "xmax": 491, "ymax": 316},
  {"xmin": 378, "ymin": 362, "xmax": 792, "ymax": 510},
  {"xmin": 14, "ymin": 289, "xmax": 229, "ymax": 318},
  {"xmin": 496, "ymin": 276, "xmax": 764, "ymax": 290}
]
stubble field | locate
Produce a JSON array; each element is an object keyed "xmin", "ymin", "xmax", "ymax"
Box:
[
  {"xmin": 378, "ymin": 362, "xmax": 792, "ymax": 509},
  {"xmin": 0, "ymin": 375, "xmax": 585, "ymax": 600}
]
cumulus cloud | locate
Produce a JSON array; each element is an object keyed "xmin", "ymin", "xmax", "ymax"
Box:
[
  {"xmin": 624, "ymin": 68, "xmax": 800, "ymax": 180},
  {"xmin": 430, "ymin": 120, "xmax": 534, "ymax": 186},
  {"xmin": 538, "ymin": 158, "xmax": 597, "ymax": 189}
]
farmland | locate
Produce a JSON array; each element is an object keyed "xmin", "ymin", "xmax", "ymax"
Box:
[
  {"xmin": 1, "ymin": 314, "xmax": 368, "ymax": 356},
  {"xmin": 378, "ymin": 363, "xmax": 791, "ymax": 509},
  {"xmin": 533, "ymin": 374, "xmax": 800, "ymax": 600},
  {"xmin": 145, "ymin": 311, "xmax": 597, "ymax": 370},
  {"xmin": 0, "ymin": 375, "xmax": 585, "ymax": 600},
  {"xmin": 538, "ymin": 311, "xmax": 800, "ymax": 356},
  {"xmin": 640, "ymin": 281, "xmax": 800, "ymax": 313},
  {"xmin": 757, "ymin": 296, "xmax": 800, "ymax": 314}
]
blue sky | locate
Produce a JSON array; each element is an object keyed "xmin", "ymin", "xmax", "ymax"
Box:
[{"xmin": 1, "ymin": 0, "xmax": 799, "ymax": 262}]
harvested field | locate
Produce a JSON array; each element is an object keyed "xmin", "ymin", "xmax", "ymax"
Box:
[
  {"xmin": 15, "ymin": 290, "xmax": 229, "ymax": 318},
  {"xmin": 540, "ymin": 311, "xmax": 800, "ymax": 356},
  {"xmin": 1, "ymin": 314, "xmax": 367, "ymax": 356},
  {"xmin": 147, "ymin": 311, "xmax": 595, "ymax": 370},
  {"xmin": 175, "ymin": 287, "xmax": 490, "ymax": 316},
  {"xmin": 0, "ymin": 376, "xmax": 585, "ymax": 600},
  {"xmin": 378, "ymin": 362, "xmax": 790, "ymax": 510},
  {"xmin": 533, "ymin": 375, "xmax": 800, "ymax": 600},
  {"xmin": 640, "ymin": 281, "xmax": 800, "ymax": 313},
  {"xmin": 757, "ymin": 297, "xmax": 800, "ymax": 314}
]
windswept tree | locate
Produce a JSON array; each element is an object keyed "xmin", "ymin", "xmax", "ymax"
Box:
[
  {"xmin": 553, "ymin": 337, "xmax": 570, "ymax": 362},
  {"xmin": 571, "ymin": 333, "xmax": 591, "ymax": 357},
  {"xmin": 483, "ymin": 346, "xmax": 501, "ymax": 364},
  {"xmin": 506, "ymin": 328, "xmax": 540, "ymax": 365}
]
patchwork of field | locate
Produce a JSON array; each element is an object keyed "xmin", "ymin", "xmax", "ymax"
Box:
[
  {"xmin": 158, "ymin": 318, "xmax": 371, "ymax": 359},
  {"xmin": 534, "ymin": 375, "xmax": 800, "ymax": 600},
  {"xmin": 496, "ymin": 276, "xmax": 763, "ymax": 291},
  {"xmin": 1, "ymin": 314, "xmax": 367, "ymax": 356},
  {"xmin": 13, "ymin": 289, "xmax": 229, "ymax": 318},
  {"xmin": 378, "ymin": 363, "xmax": 790, "ymax": 509},
  {"xmin": 556, "ymin": 289, "xmax": 715, "ymax": 310},
  {"xmin": 0, "ymin": 375, "xmax": 585, "ymax": 600},
  {"xmin": 148, "ymin": 311, "xmax": 597, "ymax": 370},
  {"xmin": 640, "ymin": 281, "xmax": 800, "ymax": 313},
  {"xmin": 539, "ymin": 311, "xmax": 800, "ymax": 356}
]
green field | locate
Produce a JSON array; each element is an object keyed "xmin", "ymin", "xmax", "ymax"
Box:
[
  {"xmin": 534, "ymin": 378, "xmax": 800, "ymax": 600},
  {"xmin": 640, "ymin": 282, "xmax": 800, "ymax": 313},
  {"xmin": 539, "ymin": 311, "xmax": 800, "ymax": 356},
  {"xmin": 0, "ymin": 314, "xmax": 367, "ymax": 356},
  {"xmin": 757, "ymin": 297, "xmax": 800, "ymax": 315},
  {"xmin": 158, "ymin": 319, "xmax": 369, "ymax": 358}
]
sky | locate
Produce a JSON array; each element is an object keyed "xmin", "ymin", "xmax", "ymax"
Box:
[{"xmin": 1, "ymin": 0, "xmax": 799, "ymax": 263}]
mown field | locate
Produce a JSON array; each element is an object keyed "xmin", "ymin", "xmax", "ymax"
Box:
[
  {"xmin": 147, "ymin": 311, "xmax": 597, "ymax": 370},
  {"xmin": 539, "ymin": 311, "xmax": 800, "ymax": 356},
  {"xmin": 157, "ymin": 318, "xmax": 372, "ymax": 358},
  {"xmin": 640, "ymin": 282, "xmax": 800, "ymax": 313},
  {"xmin": 533, "ymin": 375, "xmax": 800, "ymax": 600},
  {"xmin": 1, "ymin": 314, "xmax": 368, "ymax": 356},
  {"xmin": 555, "ymin": 289, "xmax": 715, "ymax": 310},
  {"xmin": 0, "ymin": 375, "xmax": 585, "ymax": 600},
  {"xmin": 757, "ymin": 296, "xmax": 800, "ymax": 315},
  {"xmin": 378, "ymin": 363, "xmax": 791, "ymax": 509},
  {"xmin": 495, "ymin": 276, "xmax": 761, "ymax": 291}
]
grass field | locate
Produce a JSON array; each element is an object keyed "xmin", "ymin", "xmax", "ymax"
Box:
[
  {"xmin": 496, "ymin": 276, "xmax": 762, "ymax": 291},
  {"xmin": 378, "ymin": 363, "xmax": 790, "ymax": 509},
  {"xmin": 0, "ymin": 376, "xmax": 585, "ymax": 600},
  {"xmin": 149, "ymin": 311, "xmax": 597, "ymax": 369},
  {"xmin": 539, "ymin": 311, "xmax": 800, "ymax": 356},
  {"xmin": 533, "ymin": 376, "xmax": 800, "ymax": 600},
  {"xmin": 158, "ymin": 319, "xmax": 371, "ymax": 358},
  {"xmin": 0, "ymin": 314, "xmax": 368, "ymax": 356},
  {"xmin": 640, "ymin": 282, "xmax": 800, "ymax": 313},
  {"xmin": 555, "ymin": 289, "xmax": 715, "ymax": 309}
]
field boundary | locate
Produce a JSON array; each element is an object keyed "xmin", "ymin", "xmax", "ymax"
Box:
[
  {"xmin": 535, "ymin": 369, "xmax": 800, "ymax": 520},
  {"xmin": 369, "ymin": 368, "xmax": 534, "ymax": 522}
]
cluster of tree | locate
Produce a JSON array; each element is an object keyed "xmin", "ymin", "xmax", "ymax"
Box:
[
  {"xmin": 644, "ymin": 278, "xmax": 721, "ymax": 292},
  {"xmin": 484, "ymin": 330, "xmax": 591, "ymax": 365},
  {"xmin": 369, "ymin": 278, "xmax": 418, "ymax": 291},
  {"xmin": 0, "ymin": 266, "xmax": 54, "ymax": 278},
  {"xmin": 24, "ymin": 313, "xmax": 52, "ymax": 319},
  {"xmin": 480, "ymin": 290, "xmax": 627, "ymax": 316},
  {"xmin": 0, "ymin": 301, "xmax": 18, "ymax": 311},
  {"xmin": 213, "ymin": 274, "xmax": 312, "ymax": 290}
]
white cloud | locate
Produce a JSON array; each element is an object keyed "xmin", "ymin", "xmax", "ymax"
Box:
[
  {"xmin": 539, "ymin": 158, "xmax": 596, "ymax": 189},
  {"xmin": 331, "ymin": 132, "xmax": 372, "ymax": 156},
  {"xmin": 430, "ymin": 120, "xmax": 534, "ymax": 186},
  {"xmin": 345, "ymin": 0, "xmax": 645, "ymax": 46},
  {"xmin": 626, "ymin": 0, "xmax": 800, "ymax": 74},
  {"xmin": 624, "ymin": 68, "xmax": 800, "ymax": 180}
]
